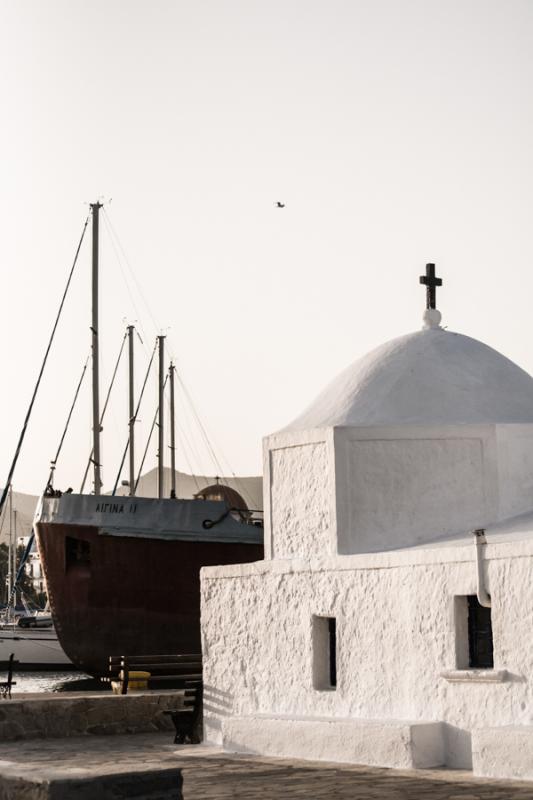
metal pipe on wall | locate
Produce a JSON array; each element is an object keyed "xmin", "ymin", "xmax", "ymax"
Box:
[{"xmin": 473, "ymin": 528, "xmax": 491, "ymax": 608}]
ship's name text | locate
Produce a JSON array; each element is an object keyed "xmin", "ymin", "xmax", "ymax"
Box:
[{"xmin": 95, "ymin": 503, "xmax": 137, "ymax": 514}]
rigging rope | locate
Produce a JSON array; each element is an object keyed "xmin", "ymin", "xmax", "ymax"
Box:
[
  {"xmin": 102, "ymin": 208, "xmax": 257, "ymax": 503},
  {"xmin": 0, "ymin": 215, "xmax": 89, "ymax": 521},
  {"xmin": 175, "ymin": 371, "xmax": 256, "ymax": 508},
  {"xmin": 5, "ymin": 532, "xmax": 34, "ymax": 612},
  {"xmin": 112, "ymin": 340, "xmax": 158, "ymax": 495},
  {"xmin": 103, "ymin": 207, "xmax": 234, "ymax": 484},
  {"xmin": 7, "ymin": 352, "xmax": 91, "ymax": 613},
  {"xmin": 101, "ymin": 211, "xmax": 150, "ymax": 346},
  {"xmin": 0, "ymin": 484, "xmax": 9, "ymax": 542},
  {"xmin": 165, "ymin": 391, "xmax": 200, "ymax": 496},
  {"xmin": 174, "ymin": 373, "xmax": 225, "ymax": 474},
  {"xmin": 46, "ymin": 355, "xmax": 90, "ymax": 490},
  {"xmin": 174, "ymin": 421, "xmax": 202, "ymax": 493},
  {"xmin": 102, "ymin": 208, "xmax": 160, "ymax": 337},
  {"xmin": 134, "ymin": 374, "xmax": 169, "ymax": 494},
  {"xmin": 80, "ymin": 329, "xmax": 128, "ymax": 493},
  {"xmin": 172, "ymin": 395, "xmax": 205, "ymax": 493}
]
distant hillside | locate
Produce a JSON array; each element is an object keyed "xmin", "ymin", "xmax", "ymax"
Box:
[
  {"xmin": 0, "ymin": 489, "xmax": 39, "ymax": 544},
  {"xmin": 114, "ymin": 467, "xmax": 263, "ymax": 511},
  {"xmin": 0, "ymin": 469, "xmax": 263, "ymax": 544}
]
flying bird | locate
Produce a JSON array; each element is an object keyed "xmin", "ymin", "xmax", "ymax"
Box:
[{"xmin": 275, "ymin": 201, "xmax": 285, "ymax": 208}]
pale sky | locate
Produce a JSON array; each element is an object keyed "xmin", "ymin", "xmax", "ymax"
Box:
[{"xmin": 1, "ymin": 0, "xmax": 532, "ymax": 495}]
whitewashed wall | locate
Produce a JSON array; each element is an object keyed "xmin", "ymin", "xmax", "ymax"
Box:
[
  {"xmin": 201, "ymin": 541, "xmax": 533, "ymax": 770},
  {"xmin": 334, "ymin": 425, "xmax": 497, "ymax": 553},
  {"xmin": 263, "ymin": 424, "xmax": 533, "ymax": 557},
  {"xmin": 496, "ymin": 425, "xmax": 533, "ymax": 520},
  {"xmin": 270, "ymin": 442, "xmax": 329, "ymax": 558},
  {"xmin": 263, "ymin": 429, "xmax": 336, "ymax": 559}
]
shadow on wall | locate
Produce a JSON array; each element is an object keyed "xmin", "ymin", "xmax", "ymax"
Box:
[
  {"xmin": 505, "ymin": 672, "xmax": 527, "ymax": 683},
  {"xmin": 203, "ymin": 685, "xmax": 233, "ymax": 733},
  {"xmin": 444, "ymin": 724, "xmax": 472, "ymax": 769}
]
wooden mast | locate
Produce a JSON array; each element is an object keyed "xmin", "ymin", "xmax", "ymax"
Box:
[
  {"xmin": 169, "ymin": 362, "xmax": 176, "ymax": 498},
  {"xmin": 128, "ymin": 325, "xmax": 135, "ymax": 495},
  {"xmin": 91, "ymin": 202, "xmax": 103, "ymax": 495},
  {"xmin": 157, "ymin": 335, "xmax": 165, "ymax": 498}
]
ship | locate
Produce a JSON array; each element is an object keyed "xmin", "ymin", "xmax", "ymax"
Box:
[
  {"xmin": 34, "ymin": 203, "xmax": 263, "ymax": 676},
  {"xmin": 35, "ymin": 489, "xmax": 262, "ymax": 675}
]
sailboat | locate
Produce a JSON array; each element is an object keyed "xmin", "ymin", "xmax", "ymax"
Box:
[
  {"xmin": 0, "ymin": 487, "xmax": 73, "ymax": 669},
  {"xmin": 34, "ymin": 203, "xmax": 263, "ymax": 676},
  {"xmin": 0, "ymin": 614, "xmax": 73, "ymax": 670}
]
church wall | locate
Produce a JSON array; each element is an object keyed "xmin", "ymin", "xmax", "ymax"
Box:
[
  {"xmin": 495, "ymin": 424, "xmax": 533, "ymax": 521},
  {"xmin": 262, "ymin": 429, "xmax": 336, "ymax": 559},
  {"xmin": 334, "ymin": 425, "xmax": 499, "ymax": 553},
  {"xmin": 201, "ymin": 543, "xmax": 533, "ymax": 771}
]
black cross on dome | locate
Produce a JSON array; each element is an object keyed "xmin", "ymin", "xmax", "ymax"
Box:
[{"xmin": 419, "ymin": 263, "xmax": 442, "ymax": 310}]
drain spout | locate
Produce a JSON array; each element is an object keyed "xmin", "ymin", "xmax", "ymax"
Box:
[{"xmin": 473, "ymin": 528, "xmax": 491, "ymax": 608}]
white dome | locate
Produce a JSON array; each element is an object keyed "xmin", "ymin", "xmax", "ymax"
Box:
[{"xmin": 284, "ymin": 327, "xmax": 533, "ymax": 430}]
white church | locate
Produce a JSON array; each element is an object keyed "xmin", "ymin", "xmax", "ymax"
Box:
[{"xmin": 200, "ymin": 265, "xmax": 533, "ymax": 781}]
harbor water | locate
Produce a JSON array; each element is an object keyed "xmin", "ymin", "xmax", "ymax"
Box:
[{"xmin": 10, "ymin": 671, "xmax": 108, "ymax": 693}]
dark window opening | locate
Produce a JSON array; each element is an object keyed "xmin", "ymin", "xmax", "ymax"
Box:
[
  {"xmin": 313, "ymin": 615, "xmax": 337, "ymax": 690},
  {"xmin": 65, "ymin": 536, "xmax": 91, "ymax": 571},
  {"xmin": 328, "ymin": 617, "xmax": 337, "ymax": 688},
  {"xmin": 467, "ymin": 595, "xmax": 493, "ymax": 668}
]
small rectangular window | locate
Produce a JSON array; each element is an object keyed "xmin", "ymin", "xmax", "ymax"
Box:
[
  {"xmin": 312, "ymin": 615, "xmax": 337, "ymax": 690},
  {"xmin": 65, "ymin": 536, "xmax": 91, "ymax": 572},
  {"xmin": 467, "ymin": 595, "xmax": 493, "ymax": 668},
  {"xmin": 455, "ymin": 595, "xmax": 493, "ymax": 669}
]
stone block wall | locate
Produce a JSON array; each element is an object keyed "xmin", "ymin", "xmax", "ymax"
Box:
[{"xmin": 0, "ymin": 692, "xmax": 182, "ymax": 741}]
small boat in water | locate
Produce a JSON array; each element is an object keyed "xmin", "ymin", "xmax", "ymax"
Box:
[
  {"xmin": 0, "ymin": 484, "xmax": 74, "ymax": 670},
  {"xmin": 0, "ymin": 614, "xmax": 73, "ymax": 670}
]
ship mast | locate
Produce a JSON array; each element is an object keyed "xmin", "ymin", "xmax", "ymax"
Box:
[
  {"xmin": 12, "ymin": 509, "xmax": 17, "ymax": 609},
  {"xmin": 91, "ymin": 202, "xmax": 103, "ymax": 495},
  {"xmin": 157, "ymin": 335, "xmax": 165, "ymax": 498},
  {"xmin": 128, "ymin": 325, "xmax": 135, "ymax": 495},
  {"xmin": 169, "ymin": 362, "xmax": 176, "ymax": 498},
  {"xmin": 7, "ymin": 486, "xmax": 13, "ymax": 605}
]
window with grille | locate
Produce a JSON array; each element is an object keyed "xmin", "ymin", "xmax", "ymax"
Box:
[{"xmin": 455, "ymin": 595, "xmax": 493, "ymax": 669}]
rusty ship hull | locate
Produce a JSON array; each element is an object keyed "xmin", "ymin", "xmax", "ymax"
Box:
[{"xmin": 35, "ymin": 493, "xmax": 263, "ymax": 676}]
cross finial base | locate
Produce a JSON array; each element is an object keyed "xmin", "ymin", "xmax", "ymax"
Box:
[{"xmin": 422, "ymin": 308, "xmax": 442, "ymax": 329}]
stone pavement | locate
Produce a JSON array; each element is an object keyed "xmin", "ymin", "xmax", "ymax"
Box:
[{"xmin": 0, "ymin": 731, "xmax": 532, "ymax": 799}]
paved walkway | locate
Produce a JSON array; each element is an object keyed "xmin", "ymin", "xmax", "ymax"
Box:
[{"xmin": 0, "ymin": 732, "xmax": 532, "ymax": 799}]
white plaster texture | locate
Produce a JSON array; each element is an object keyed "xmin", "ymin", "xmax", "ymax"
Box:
[
  {"xmin": 283, "ymin": 327, "xmax": 533, "ymax": 430},
  {"xmin": 270, "ymin": 442, "xmax": 330, "ymax": 558},
  {"xmin": 262, "ymin": 328, "xmax": 533, "ymax": 555},
  {"xmin": 221, "ymin": 716, "xmax": 444, "ymax": 768},
  {"xmin": 495, "ymin": 425, "xmax": 533, "ymax": 520},
  {"xmin": 472, "ymin": 727, "xmax": 533, "ymax": 780},
  {"xmin": 200, "ymin": 323, "xmax": 533, "ymax": 780},
  {"xmin": 201, "ymin": 539, "xmax": 533, "ymax": 773},
  {"xmin": 266, "ymin": 423, "xmax": 533, "ymax": 554},
  {"xmin": 335, "ymin": 432, "xmax": 486, "ymax": 552}
]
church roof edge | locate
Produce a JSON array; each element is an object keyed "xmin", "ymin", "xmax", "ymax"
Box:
[{"xmin": 279, "ymin": 327, "xmax": 533, "ymax": 432}]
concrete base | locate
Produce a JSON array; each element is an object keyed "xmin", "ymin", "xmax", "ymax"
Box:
[
  {"xmin": 0, "ymin": 768, "xmax": 183, "ymax": 800},
  {"xmin": 473, "ymin": 726, "xmax": 533, "ymax": 781},
  {"xmin": 221, "ymin": 715, "xmax": 444, "ymax": 769},
  {"xmin": 0, "ymin": 733, "xmax": 191, "ymax": 800}
]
